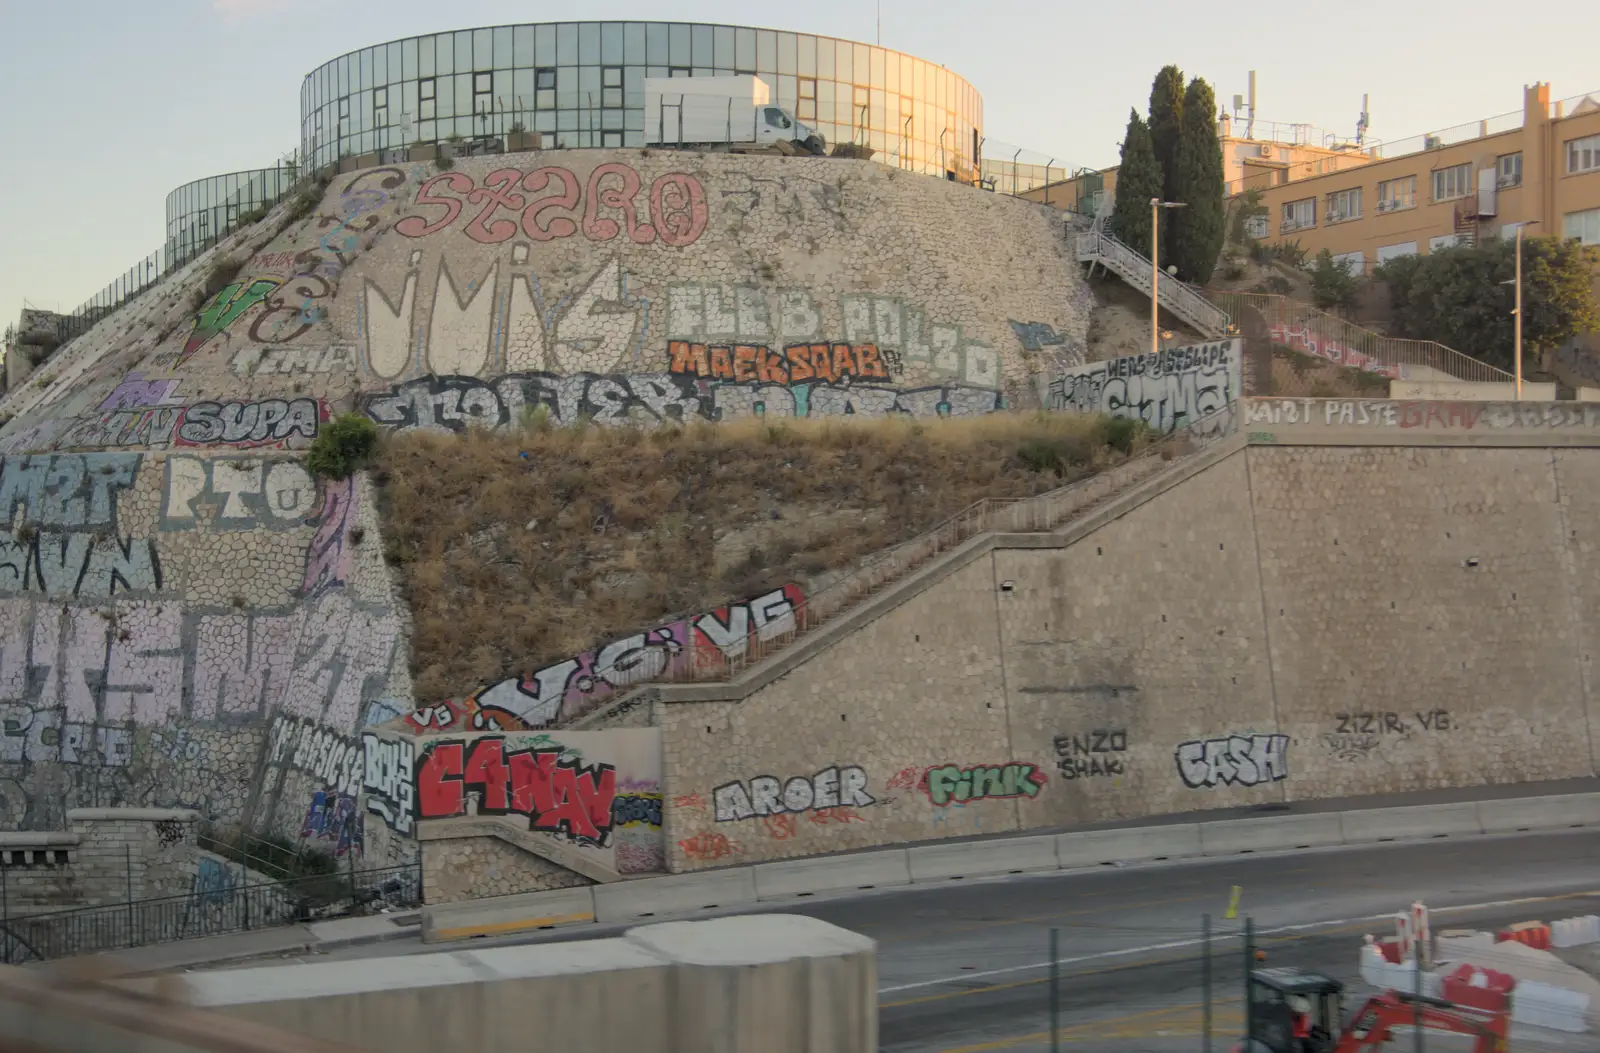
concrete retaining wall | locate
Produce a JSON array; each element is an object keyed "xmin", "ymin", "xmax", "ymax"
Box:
[{"xmin": 186, "ymin": 914, "xmax": 875, "ymax": 1053}]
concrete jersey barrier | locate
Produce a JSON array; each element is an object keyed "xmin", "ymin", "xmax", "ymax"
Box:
[{"xmin": 421, "ymin": 792, "xmax": 1600, "ymax": 942}]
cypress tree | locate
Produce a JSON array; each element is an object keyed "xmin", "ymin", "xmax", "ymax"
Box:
[
  {"xmin": 1148, "ymin": 64, "xmax": 1186, "ymax": 258},
  {"xmin": 1168, "ymin": 76, "xmax": 1226, "ymax": 284},
  {"xmin": 1111, "ymin": 110, "xmax": 1161, "ymax": 255}
]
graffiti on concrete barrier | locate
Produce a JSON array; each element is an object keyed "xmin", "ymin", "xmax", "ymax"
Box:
[
  {"xmin": 396, "ymin": 165, "xmax": 709, "ymax": 246},
  {"xmin": 668, "ymin": 340, "xmax": 893, "ymax": 384},
  {"xmin": 711, "ymin": 765, "xmax": 875, "ymax": 823},
  {"xmin": 1009, "ymin": 320, "xmax": 1081, "ymax": 366},
  {"xmin": 1048, "ymin": 340, "xmax": 1240, "ymax": 434},
  {"xmin": 1322, "ymin": 732, "xmax": 1380, "ymax": 762},
  {"xmin": 611, "ymin": 792, "xmax": 662, "ymax": 829},
  {"xmin": 193, "ymin": 856, "xmax": 235, "ymax": 905},
  {"xmin": 1268, "ymin": 323, "xmax": 1400, "ymax": 379},
  {"xmin": 365, "ymin": 371, "xmax": 1000, "ymax": 433},
  {"xmin": 1175, "ymin": 733, "xmax": 1289, "ymax": 789},
  {"xmin": 0, "ymin": 707, "xmax": 132, "ymax": 766},
  {"xmin": 761, "ymin": 806, "xmax": 867, "ymax": 839},
  {"xmin": 415, "ymin": 737, "xmax": 617, "ymax": 846},
  {"xmin": 923, "ymin": 762, "xmax": 1047, "ymax": 806},
  {"xmin": 300, "ymin": 788, "xmax": 363, "ymax": 857},
  {"xmin": 161, "ymin": 456, "xmax": 318, "ymax": 531},
  {"xmin": 1245, "ymin": 399, "xmax": 1600, "ymax": 432},
  {"xmin": 422, "ymin": 584, "xmax": 805, "ymax": 730},
  {"xmin": 1334, "ymin": 710, "xmax": 1453, "ymax": 735},
  {"xmin": 267, "ymin": 715, "xmax": 363, "ymax": 797},
  {"xmin": 678, "ymin": 831, "xmax": 740, "ymax": 863},
  {"xmin": 360, "ymin": 733, "xmax": 415, "ymax": 834},
  {"xmin": 175, "ymin": 398, "xmax": 326, "ymax": 448},
  {"xmin": 1053, "ymin": 730, "xmax": 1128, "ymax": 780},
  {"xmin": 230, "ymin": 344, "xmax": 359, "ymax": 377},
  {"xmin": 301, "ymin": 475, "xmax": 359, "ymax": 597}
]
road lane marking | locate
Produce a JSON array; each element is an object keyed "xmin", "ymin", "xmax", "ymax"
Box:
[{"xmin": 877, "ymin": 888, "xmax": 1600, "ymax": 997}]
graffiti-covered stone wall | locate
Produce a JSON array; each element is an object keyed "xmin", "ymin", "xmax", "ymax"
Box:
[{"xmin": 658, "ymin": 435, "xmax": 1600, "ymax": 871}]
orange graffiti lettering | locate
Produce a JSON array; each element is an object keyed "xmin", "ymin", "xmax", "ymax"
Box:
[
  {"xmin": 678, "ymin": 832, "xmax": 740, "ymax": 862},
  {"xmin": 809, "ymin": 807, "xmax": 867, "ymax": 825},
  {"xmin": 763, "ymin": 814, "xmax": 799, "ymax": 840}
]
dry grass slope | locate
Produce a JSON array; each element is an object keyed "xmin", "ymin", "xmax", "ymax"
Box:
[{"xmin": 376, "ymin": 413, "xmax": 1150, "ymax": 702}]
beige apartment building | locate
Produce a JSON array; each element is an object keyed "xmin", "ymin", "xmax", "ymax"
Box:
[{"xmin": 1236, "ymin": 83, "xmax": 1600, "ymax": 276}]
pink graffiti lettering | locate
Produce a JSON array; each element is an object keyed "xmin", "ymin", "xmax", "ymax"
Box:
[{"xmin": 1397, "ymin": 401, "xmax": 1482, "ymax": 430}]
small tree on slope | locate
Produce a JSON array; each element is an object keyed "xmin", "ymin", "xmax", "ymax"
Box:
[{"xmin": 1148, "ymin": 65, "xmax": 1186, "ymax": 258}]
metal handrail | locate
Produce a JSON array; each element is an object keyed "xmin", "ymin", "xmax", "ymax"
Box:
[
  {"xmin": 1203, "ymin": 290, "xmax": 1510, "ymax": 384},
  {"xmin": 1077, "ymin": 228, "xmax": 1231, "ymax": 336}
]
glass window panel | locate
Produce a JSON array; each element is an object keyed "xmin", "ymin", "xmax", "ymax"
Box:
[
  {"xmin": 468, "ymin": 28, "xmax": 487, "ymax": 69},
  {"xmin": 513, "ymin": 25, "xmax": 534, "ymax": 65},
  {"xmin": 359, "ymin": 49, "xmax": 372, "ymax": 89},
  {"xmin": 535, "ymin": 111, "xmax": 555, "ymax": 133},
  {"xmin": 601, "ymin": 109, "xmax": 623, "ymax": 130},
  {"xmin": 513, "ymin": 68, "xmax": 533, "ymax": 101},
  {"xmin": 692, "ymin": 24, "xmax": 713, "ymax": 65},
  {"xmin": 598, "ymin": 22, "xmax": 622, "ymax": 64},
  {"xmin": 435, "ymin": 35, "xmax": 453, "ymax": 75},
  {"xmin": 871, "ymin": 48, "xmax": 885, "ymax": 89},
  {"xmin": 456, "ymin": 32, "xmax": 472, "ymax": 73},
  {"xmin": 558, "ymin": 65, "xmax": 577, "ymax": 106},
  {"xmin": 836, "ymin": 90, "xmax": 854, "ymax": 126},
  {"xmin": 713, "ymin": 25, "xmax": 734, "ymax": 68},
  {"xmin": 557, "ymin": 23, "xmax": 577, "ymax": 64},
  {"xmin": 494, "ymin": 69, "xmax": 512, "ymax": 106},
  {"xmin": 757, "ymin": 30, "xmax": 776, "ymax": 72},
  {"xmin": 624, "ymin": 129, "xmax": 643, "ymax": 146},
  {"xmin": 713, "ymin": 68, "xmax": 733, "ymax": 78},
  {"xmin": 815, "ymin": 39, "xmax": 834, "ymax": 79},
  {"xmin": 835, "ymin": 40, "xmax": 852, "ymax": 84},
  {"xmin": 669, "ymin": 23, "xmax": 690, "ymax": 65},
  {"xmin": 647, "ymin": 65, "xmax": 667, "ymax": 79},
  {"xmin": 579, "ymin": 22, "xmax": 599, "ymax": 65},
  {"xmin": 558, "ymin": 109, "xmax": 579, "ymax": 131},
  {"xmin": 489, "ymin": 27, "xmax": 509, "ymax": 68},
  {"xmin": 777, "ymin": 32, "xmax": 797, "ymax": 75},
  {"xmin": 647, "ymin": 23, "xmax": 668, "ymax": 63},
  {"xmin": 579, "ymin": 65, "xmax": 601, "ymax": 97},
  {"xmin": 871, "ymin": 89, "xmax": 885, "ymax": 131},
  {"xmin": 777, "ymin": 75, "xmax": 797, "ymax": 110},
  {"xmin": 452, "ymin": 73, "xmax": 470, "ymax": 114},
  {"xmin": 624, "ymin": 23, "xmax": 645, "ymax": 64},
  {"xmin": 797, "ymin": 34, "xmax": 816, "ymax": 77},
  {"xmin": 536, "ymin": 24, "xmax": 556, "ymax": 66},
  {"xmin": 373, "ymin": 46, "xmax": 387, "ymax": 85},
  {"xmin": 735, "ymin": 27, "xmax": 756, "ymax": 70},
  {"xmin": 417, "ymin": 36, "xmax": 433, "ymax": 77},
  {"xmin": 757, "ymin": 73, "xmax": 775, "ymax": 100},
  {"xmin": 689, "ymin": 67, "xmax": 708, "ymax": 78},
  {"xmin": 434, "ymin": 75, "xmax": 452, "ymax": 113},
  {"xmin": 403, "ymin": 80, "xmax": 418, "ymax": 118},
  {"xmin": 853, "ymin": 44, "xmax": 870, "ymax": 86},
  {"xmin": 885, "ymin": 52, "xmax": 898, "ymax": 94}
]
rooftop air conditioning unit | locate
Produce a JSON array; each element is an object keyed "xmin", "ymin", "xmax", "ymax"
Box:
[
  {"xmin": 1258, "ymin": 144, "xmax": 1273, "ymax": 157},
  {"xmin": 1424, "ymin": 135, "xmax": 1442, "ymax": 150}
]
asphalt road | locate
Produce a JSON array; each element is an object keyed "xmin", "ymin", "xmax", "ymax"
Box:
[{"xmin": 257, "ymin": 829, "xmax": 1600, "ymax": 1051}]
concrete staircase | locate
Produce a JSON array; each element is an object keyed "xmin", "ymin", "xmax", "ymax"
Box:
[{"xmin": 1074, "ymin": 192, "xmax": 1231, "ymax": 339}]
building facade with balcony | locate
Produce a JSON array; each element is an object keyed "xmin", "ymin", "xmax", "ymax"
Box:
[{"xmin": 298, "ymin": 22, "xmax": 983, "ymax": 181}]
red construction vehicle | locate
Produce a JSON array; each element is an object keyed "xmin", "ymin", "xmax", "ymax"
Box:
[{"xmin": 1234, "ymin": 967, "xmax": 1510, "ymax": 1053}]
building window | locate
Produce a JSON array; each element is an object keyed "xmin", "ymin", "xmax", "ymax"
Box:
[
  {"xmin": 668, "ymin": 66, "xmax": 691, "ymax": 78},
  {"xmin": 1325, "ymin": 187, "xmax": 1362, "ymax": 223},
  {"xmin": 602, "ymin": 66, "xmax": 622, "ymax": 108},
  {"xmin": 1376, "ymin": 176, "xmax": 1416, "ymax": 213},
  {"xmin": 1570, "ymin": 134, "xmax": 1600, "ymax": 175},
  {"xmin": 1429, "ymin": 233, "xmax": 1467, "ymax": 252},
  {"xmin": 1565, "ymin": 208, "xmax": 1600, "ymax": 245},
  {"xmin": 1496, "ymin": 152, "xmax": 1522, "ymax": 189},
  {"xmin": 1432, "ymin": 163, "xmax": 1472, "ymax": 202},
  {"xmin": 603, "ymin": 131, "xmax": 623, "ymax": 148},
  {"xmin": 798, "ymin": 77, "xmax": 816, "ymax": 121},
  {"xmin": 473, "ymin": 71, "xmax": 493, "ymax": 116},
  {"xmin": 1281, "ymin": 197, "xmax": 1315, "ymax": 233},
  {"xmin": 420, "ymin": 77, "xmax": 435, "ymax": 120},
  {"xmin": 535, "ymin": 68, "xmax": 555, "ymax": 110},
  {"xmin": 1376, "ymin": 241, "xmax": 1418, "ymax": 264}
]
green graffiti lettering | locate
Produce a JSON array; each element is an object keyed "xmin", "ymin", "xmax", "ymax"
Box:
[
  {"xmin": 924, "ymin": 762, "xmax": 1047, "ymax": 806},
  {"xmin": 182, "ymin": 278, "xmax": 280, "ymax": 361}
]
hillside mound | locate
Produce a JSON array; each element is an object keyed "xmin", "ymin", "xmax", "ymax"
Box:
[{"xmin": 378, "ymin": 413, "xmax": 1148, "ymax": 718}]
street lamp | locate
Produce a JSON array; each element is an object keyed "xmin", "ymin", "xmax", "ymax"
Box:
[
  {"xmin": 1151, "ymin": 199, "xmax": 1188, "ymax": 355},
  {"xmin": 1499, "ymin": 220, "xmax": 1540, "ymax": 399}
]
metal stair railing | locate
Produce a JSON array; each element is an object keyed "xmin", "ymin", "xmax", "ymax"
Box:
[{"xmin": 1076, "ymin": 226, "xmax": 1231, "ymax": 338}]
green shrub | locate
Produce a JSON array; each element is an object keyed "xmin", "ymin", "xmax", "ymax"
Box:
[
  {"xmin": 1093, "ymin": 415, "xmax": 1147, "ymax": 454},
  {"xmin": 308, "ymin": 413, "xmax": 380, "ymax": 479},
  {"xmin": 1017, "ymin": 434, "xmax": 1089, "ymax": 476}
]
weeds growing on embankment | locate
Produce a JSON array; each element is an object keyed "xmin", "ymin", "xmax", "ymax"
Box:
[{"xmin": 374, "ymin": 413, "xmax": 1151, "ymax": 702}]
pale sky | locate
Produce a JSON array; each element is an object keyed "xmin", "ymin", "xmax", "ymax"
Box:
[{"xmin": 1, "ymin": 0, "xmax": 1595, "ymax": 327}]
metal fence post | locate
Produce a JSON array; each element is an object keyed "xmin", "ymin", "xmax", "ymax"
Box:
[
  {"xmin": 125, "ymin": 845, "xmax": 134, "ymax": 948},
  {"xmin": 2, "ymin": 859, "xmax": 9, "ymax": 964},
  {"xmin": 1202, "ymin": 913, "xmax": 1212, "ymax": 1053},
  {"xmin": 1048, "ymin": 927, "xmax": 1060, "ymax": 1053},
  {"xmin": 1242, "ymin": 916, "xmax": 1254, "ymax": 1049},
  {"xmin": 1413, "ymin": 942, "xmax": 1424, "ymax": 1053}
]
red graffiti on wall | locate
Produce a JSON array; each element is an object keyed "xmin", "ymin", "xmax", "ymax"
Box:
[
  {"xmin": 396, "ymin": 165, "xmax": 709, "ymax": 247},
  {"xmin": 1267, "ymin": 323, "xmax": 1402, "ymax": 379},
  {"xmin": 1396, "ymin": 401, "xmax": 1482, "ymax": 430},
  {"xmin": 668, "ymin": 342, "xmax": 891, "ymax": 385},
  {"xmin": 678, "ymin": 832, "xmax": 741, "ymax": 862},
  {"xmin": 416, "ymin": 738, "xmax": 617, "ymax": 845}
]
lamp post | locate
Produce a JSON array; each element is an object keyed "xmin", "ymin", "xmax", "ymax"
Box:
[
  {"xmin": 1501, "ymin": 220, "xmax": 1540, "ymax": 399},
  {"xmin": 1151, "ymin": 198, "xmax": 1188, "ymax": 355}
]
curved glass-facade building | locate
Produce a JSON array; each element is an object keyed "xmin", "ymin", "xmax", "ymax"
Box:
[
  {"xmin": 299, "ymin": 22, "xmax": 983, "ymax": 179},
  {"xmin": 164, "ymin": 167, "xmax": 298, "ymax": 264}
]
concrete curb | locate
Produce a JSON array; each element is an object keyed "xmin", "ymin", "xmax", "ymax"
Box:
[{"xmin": 419, "ymin": 790, "xmax": 1600, "ymax": 943}]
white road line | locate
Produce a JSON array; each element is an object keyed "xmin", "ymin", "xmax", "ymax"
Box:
[{"xmin": 875, "ymin": 890, "xmax": 1600, "ymax": 995}]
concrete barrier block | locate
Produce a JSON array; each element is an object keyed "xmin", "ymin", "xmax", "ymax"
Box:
[
  {"xmin": 1339, "ymin": 803, "xmax": 1482, "ymax": 844},
  {"xmin": 753, "ymin": 850, "xmax": 912, "ymax": 900},
  {"xmin": 906, "ymin": 835, "xmax": 1058, "ymax": 882},
  {"xmin": 1477, "ymin": 793, "xmax": 1600, "ymax": 834},
  {"xmin": 422, "ymin": 885, "xmax": 597, "ymax": 943},
  {"xmin": 1055, "ymin": 824, "xmax": 1203, "ymax": 868},
  {"xmin": 1200, "ymin": 813, "xmax": 1345, "ymax": 855},
  {"xmin": 592, "ymin": 867, "xmax": 758, "ymax": 923}
]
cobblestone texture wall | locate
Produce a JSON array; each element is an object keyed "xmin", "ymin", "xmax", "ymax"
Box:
[
  {"xmin": 661, "ymin": 444, "xmax": 1600, "ymax": 871},
  {"xmin": 421, "ymin": 835, "xmax": 592, "ymax": 905}
]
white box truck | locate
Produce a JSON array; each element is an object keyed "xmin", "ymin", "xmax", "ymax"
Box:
[{"xmin": 644, "ymin": 75, "xmax": 824, "ymax": 154}]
